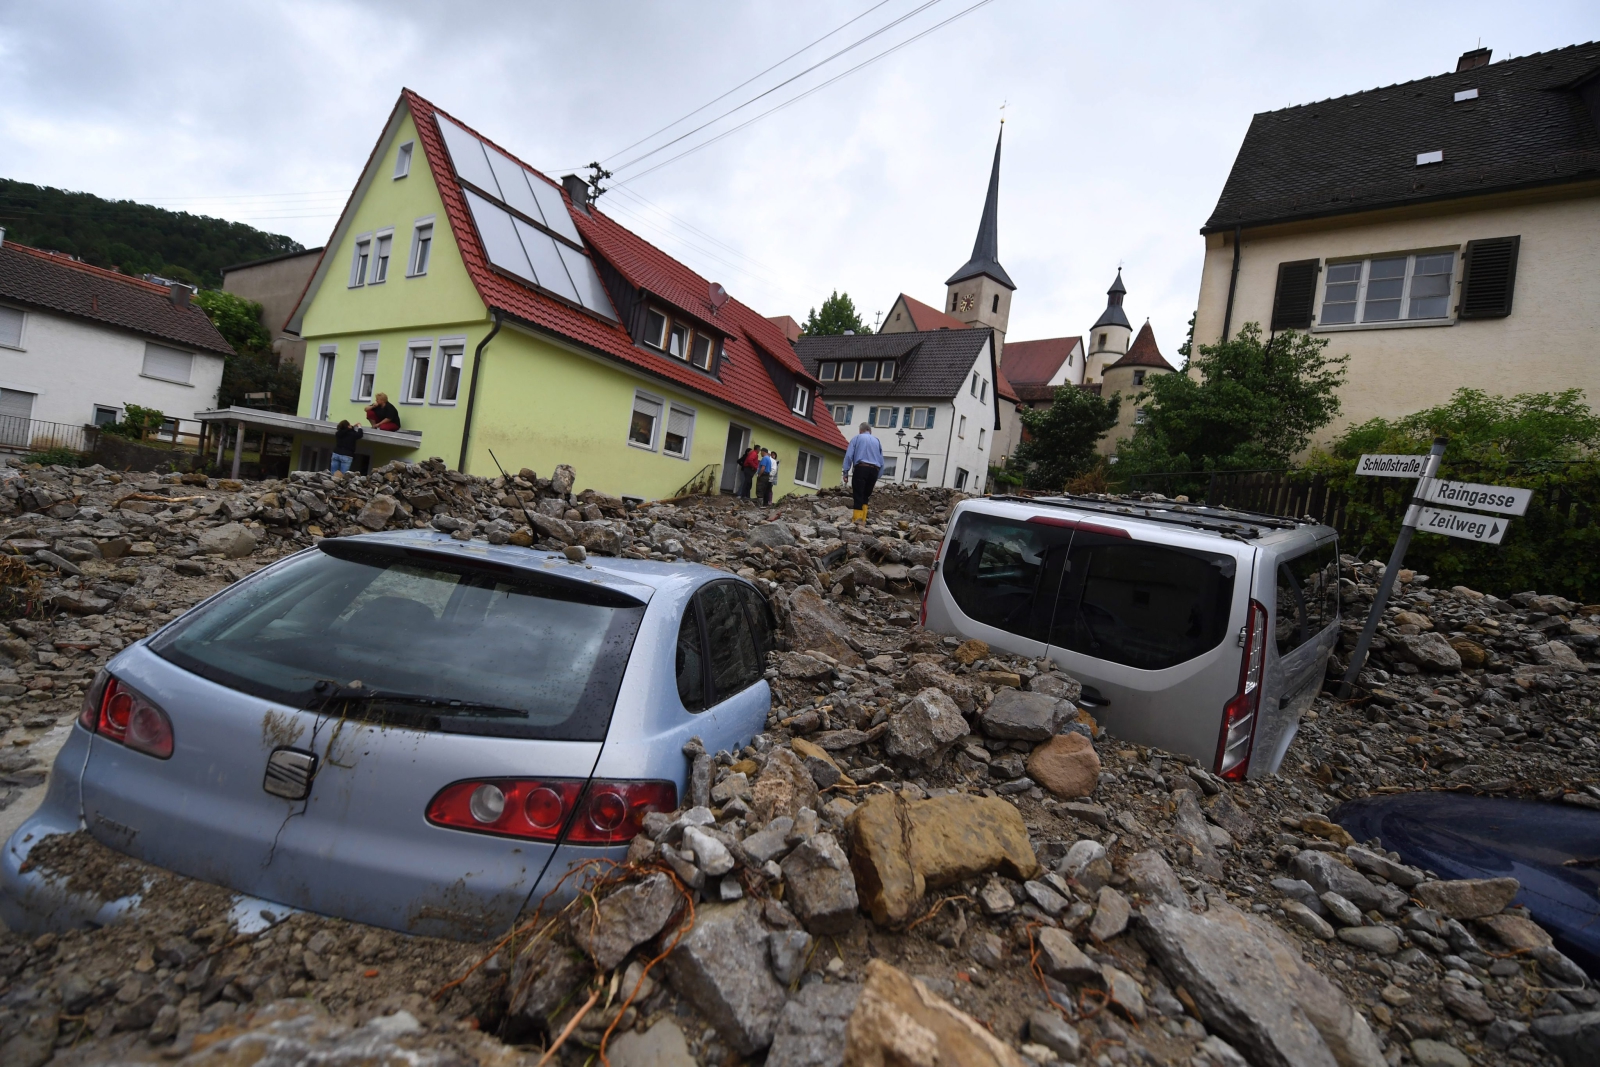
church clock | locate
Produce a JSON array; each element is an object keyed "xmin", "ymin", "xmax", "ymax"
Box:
[{"xmin": 958, "ymin": 295, "xmax": 975, "ymax": 312}]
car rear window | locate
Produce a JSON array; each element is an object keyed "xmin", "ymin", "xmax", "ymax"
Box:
[
  {"xmin": 942, "ymin": 512, "xmax": 1073, "ymax": 641},
  {"xmin": 149, "ymin": 542, "xmax": 645, "ymax": 740}
]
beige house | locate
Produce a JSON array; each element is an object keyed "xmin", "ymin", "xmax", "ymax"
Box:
[
  {"xmin": 1192, "ymin": 43, "xmax": 1600, "ymax": 442},
  {"xmin": 1098, "ymin": 321, "xmax": 1178, "ymax": 454},
  {"xmin": 221, "ymin": 246, "xmax": 322, "ymax": 372}
]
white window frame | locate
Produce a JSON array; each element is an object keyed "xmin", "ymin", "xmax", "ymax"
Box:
[
  {"xmin": 408, "ymin": 217, "xmax": 435, "ymax": 277},
  {"xmin": 792, "ymin": 383, "xmax": 810, "ymax": 416},
  {"xmin": 838, "ymin": 362, "xmax": 857, "ymax": 382},
  {"xmin": 667, "ymin": 321, "xmax": 689, "ymax": 360},
  {"xmin": 351, "ymin": 344, "xmax": 379, "ymax": 402},
  {"xmin": 958, "ymin": 414, "xmax": 967, "ymax": 438},
  {"xmin": 689, "ymin": 331, "xmax": 716, "ymax": 371},
  {"xmin": 140, "ymin": 342, "xmax": 194, "ymax": 386},
  {"xmin": 908, "ymin": 457, "xmax": 931, "ymax": 482},
  {"xmin": 642, "ymin": 308, "xmax": 668, "ymax": 350},
  {"xmin": 628, "ymin": 389, "xmax": 663, "ymax": 451},
  {"xmin": 663, "ymin": 402, "xmax": 695, "ymax": 460},
  {"xmin": 881, "ymin": 455, "xmax": 898, "ymax": 479},
  {"xmin": 1314, "ymin": 248, "xmax": 1459, "ymax": 332},
  {"xmin": 349, "ymin": 233, "xmax": 373, "ymax": 288},
  {"xmin": 794, "ymin": 449, "xmax": 823, "ymax": 489},
  {"xmin": 394, "ymin": 141, "xmax": 414, "ymax": 179},
  {"xmin": 954, "ymin": 467, "xmax": 969, "ymax": 490},
  {"xmin": 980, "ymin": 379, "xmax": 988, "ymax": 402},
  {"xmin": 906, "ymin": 407, "xmax": 935, "ymax": 430},
  {"xmin": 313, "ymin": 346, "xmax": 337, "ymax": 420},
  {"xmin": 971, "ymin": 372, "xmax": 980, "ymax": 397},
  {"xmin": 370, "ymin": 228, "xmax": 395, "ymax": 285},
  {"xmin": 880, "ymin": 360, "xmax": 895, "ymax": 381},
  {"xmin": 401, "ymin": 340, "xmax": 433, "ymax": 405},
  {"xmin": 1134, "ymin": 407, "xmax": 1148, "ymax": 425},
  {"xmin": 433, "ymin": 337, "xmax": 466, "ymax": 405},
  {"xmin": 830, "ymin": 403, "xmax": 853, "ymax": 425},
  {"xmin": 978, "ymin": 427, "xmax": 986, "ymax": 449},
  {"xmin": 818, "ymin": 362, "xmax": 836, "ymax": 381},
  {"xmin": 859, "ymin": 361, "xmax": 878, "ymax": 382},
  {"xmin": 0, "ymin": 303, "xmax": 26, "ymax": 351},
  {"xmin": 869, "ymin": 406, "xmax": 897, "ymax": 429},
  {"xmin": 92, "ymin": 405, "xmax": 120, "ymax": 427}
]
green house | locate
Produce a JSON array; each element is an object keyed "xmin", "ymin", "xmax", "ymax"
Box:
[{"xmin": 277, "ymin": 89, "xmax": 844, "ymax": 500}]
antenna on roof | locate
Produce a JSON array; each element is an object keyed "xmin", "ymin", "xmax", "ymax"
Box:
[
  {"xmin": 584, "ymin": 161, "xmax": 613, "ymax": 202},
  {"xmin": 709, "ymin": 282, "xmax": 729, "ymax": 315}
]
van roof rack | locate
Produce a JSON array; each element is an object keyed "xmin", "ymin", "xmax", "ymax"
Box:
[{"xmin": 986, "ymin": 494, "xmax": 1310, "ymax": 540}]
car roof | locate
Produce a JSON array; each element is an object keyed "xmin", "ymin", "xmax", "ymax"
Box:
[
  {"xmin": 979, "ymin": 494, "xmax": 1333, "ymax": 544},
  {"xmin": 331, "ymin": 530, "xmax": 734, "ymax": 601}
]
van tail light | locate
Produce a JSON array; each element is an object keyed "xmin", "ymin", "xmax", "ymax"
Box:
[
  {"xmin": 81, "ymin": 674, "xmax": 174, "ymax": 759},
  {"xmin": 427, "ymin": 779, "xmax": 677, "ymax": 844},
  {"xmin": 1215, "ymin": 599, "xmax": 1268, "ymax": 780}
]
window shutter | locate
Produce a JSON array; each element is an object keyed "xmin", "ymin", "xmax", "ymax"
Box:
[
  {"xmin": 142, "ymin": 343, "xmax": 194, "ymax": 384},
  {"xmin": 1459, "ymin": 236, "xmax": 1520, "ymax": 319},
  {"xmin": 924, "ymin": 407, "xmax": 935, "ymax": 429},
  {"xmin": 867, "ymin": 407, "xmax": 878, "ymax": 426},
  {"xmin": 1269, "ymin": 259, "xmax": 1320, "ymax": 330},
  {"xmin": 0, "ymin": 306, "xmax": 23, "ymax": 348}
]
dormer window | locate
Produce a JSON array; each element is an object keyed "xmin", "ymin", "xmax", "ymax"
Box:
[
  {"xmin": 640, "ymin": 305, "xmax": 719, "ymax": 371},
  {"xmin": 643, "ymin": 309, "xmax": 667, "ymax": 348},
  {"xmin": 839, "ymin": 362, "xmax": 857, "ymax": 382},
  {"xmin": 792, "ymin": 384, "xmax": 810, "ymax": 416},
  {"xmin": 859, "ymin": 361, "xmax": 878, "ymax": 382},
  {"xmin": 880, "ymin": 361, "xmax": 895, "ymax": 381},
  {"xmin": 690, "ymin": 334, "xmax": 714, "ymax": 370},
  {"xmin": 668, "ymin": 322, "xmax": 689, "ymax": 359},
  {"xmin": 818, "ymin": 362, "xmax": 837, "ymax": 381}
]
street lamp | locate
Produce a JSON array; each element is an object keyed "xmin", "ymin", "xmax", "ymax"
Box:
[{"xmin": 894, "ymin": 427, "xmax": 924, "ymax": 484}]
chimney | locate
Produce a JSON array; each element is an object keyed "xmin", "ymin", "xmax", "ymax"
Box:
[
  {"xmin": 1456, "ymin": 47, "xmax": 1491, "ymax": 72},
  {"xmin": 561, "ymin": 174, "xmax": 591, "ymax": 214},
  {"xmin": 169, "ymin": 283, "xmax": 190, "ymax": 307}
]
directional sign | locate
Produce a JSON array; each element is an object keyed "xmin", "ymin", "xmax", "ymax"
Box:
[
  {"xmin": 1417, "ymin": 506, "xmax": 1509, "ymax": 545},
  {"xmin": 1356, "ymin": 453, "xmax": 1429, "ymax": 478},
  {"xmin": 1417, "ymin": 479, "xmax": 1531, "ymax": 516}
]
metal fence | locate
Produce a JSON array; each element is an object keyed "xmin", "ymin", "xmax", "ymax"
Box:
[{"xmin": 0, "ymin": 417, "xmax": 94, "ymax": 455}]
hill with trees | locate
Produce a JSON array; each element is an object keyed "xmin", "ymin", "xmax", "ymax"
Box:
[{"xmin": 0, "ymin": 179, "xmax": 303, "ymax": 288}]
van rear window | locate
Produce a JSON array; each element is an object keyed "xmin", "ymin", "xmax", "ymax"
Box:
[{"xmin": 942, "ymin": 513, "xmax": 1072, "ymax": 641}]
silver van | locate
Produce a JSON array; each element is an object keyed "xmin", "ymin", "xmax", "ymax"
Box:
[{"xmin": 921, "ymin": 495, "xmax": 1339, "ymax": 779}]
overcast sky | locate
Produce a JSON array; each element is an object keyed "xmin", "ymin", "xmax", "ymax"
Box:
[{"xmin": 2, "ymin": 1, "xmax": 1595, "ymax": 358}]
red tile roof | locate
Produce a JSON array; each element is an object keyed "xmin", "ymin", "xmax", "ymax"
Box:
[
  {"xmin": 995, "ymin": 366, "xmax": 1019, "ymax": 403},
  {"xmin": 0, "ymin": 241, "xmax": 234, "ymax": 356},
  {"xmin": 1000, "ymin": 336, "xmax": 1081, "ymax": 386},
  {"xmin": 1013, "ymin": 382, "xmax": 1061, "ymax": 402},
  {"xmin": 767, "ymin": 315, "xmax": 802, "ymax": 342},
  {"xmin": 1106, "ymin": 321, "xmax": 1176, "ymax": 372},
  {"xmin": 895, "ymin": 293, "xmax": 970, "ymax": 332},
  {"xmin": 400, "ymin": 89, "xmax": 845, "ymax": 453}
]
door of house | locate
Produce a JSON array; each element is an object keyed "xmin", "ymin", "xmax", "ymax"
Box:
[
  {"xmin": 720, "ymin": 423, "xmax": 750, "ymax": 493},
  {"xmin": 313, "ymin": 353, "xmax": 337, "ymax": 420},
  {"xmin": 0, "ymin": 389, "xmax": 35, "ymax": 448}
]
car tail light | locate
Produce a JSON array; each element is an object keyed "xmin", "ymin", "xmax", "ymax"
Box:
[
  {"xmin": 427, "ymin": 779, "xmax": 677, "ymax": 843},
  {"xmin": 83, "ymin": 676, "xmax": 174, "ymax": 759},
  {"xmin": 1215, "ymin": 599, "xmax": 1267, "ymax": 780}
]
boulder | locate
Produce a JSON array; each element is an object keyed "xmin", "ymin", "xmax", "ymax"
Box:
[
  {"xmin": 1035, "ymin": 927, "xmax": 1098, "ymax": 983},
  {"xmin": 1478, "ymin": 912, "xmax": 1552, "ymax": 951},
  {"xmin": 1139, "ymin": 901, "xmax": 1386, "ymax": 1067},
  {"xmin": 1028, "ymin": 1010, "xmax": 1081, "ymax": 1062},
  {"xmin": 356, "ymin": 496, "xmax": 397, "ymax": 530},
  {"xmin": 781, "ymin": 832, "xmax": 859, "ymax": 934},
  {"xmin": 749, "ymin": 522, "xmax": 798, "ymax": 549},
  {"xmin": 663, "ymin": 899, "xmax": 788, "ymax": 1055},
  {"xmin": 1126, "ymin": 850, "xmax": 1190, "ymax": 909},
  {"xmin": 767, "ymin": 982, "xmax": 860, "ymax": 1067},
  {"xmin": 904, "ymin": 661, "xmax": 979, "ymax": 713},
  {"xmin": 1536, "ymin": 640, "xmax": 1586, "ymax": 672},
  {"xmin": 198, "ymin": 522, "xmax": 258, "ymax": 558},
  {"xmin": 884, "ymin": 688, "xmax": 969, "ymax": 765},
  {"xmin": 1414, "ymin": 877, "xmax": 1520, "ymax": 920},
  {"xmin": 1027, "ymin": 672, "xmax": 1083, "ymax": 704},
  {"xmin": 1290, "ymin": 851, "xmax": 1388, "ymax": 913},
  {"xmin": 1532, "ymin": 1011, "xmax": 1600, "ymax": 1066},
  {"xmin": 950, "ymin": 639, "xmax": 989, "ymax": 665},
  {"xmin": 1397, "ymin": 633, "xmax": 1462, "ymax": 672},
  {"xmin": 1336, "ymin": 926, "xmax": 1400, "ymax": 955},
  {"xmin": 1089, "ymin": 887, "xmax": 1131, "ymax": 941},
  {"xmin": 1409, "ymin": 1040, "xmax": 1471, "ymax": 1067},
  {"xmin": 1204, "ymin": 791, "xmax": 1258, "ymax": 841},
  {"xmin": 787, "ymin": 587, "xmax": 864, "ymax": 666},
  {"xmin": 1447, "ymin": 637, "xmax": 1488, "ymax": 670},
  {"xmin": 843, "ymin": 959, "xmax": 1026, "ymax": 1067},
  {"xmin": 1101, "ymin": 963, "xmax": 1147, "ymax": 1021},
  {"xmin": 751, "ymin": 747, "xmax": 819, "ymax": 824},
  {"xmin": 1344, "ymin": 846, "xmax": 1422, "ymax": 888},
  {"xmin": 846, "ymin": 792, "xmax": 1040, "ymax": 926},
  {"xmin": 606, "ymin": 1018, "xmax": 697, "ymax": 1067},
  {"xmin": 1174, "ymin": 789, "xmax": 1226, "ymax": 880},
  {"xmin": 569, "ymin": 872, "xmax": 681, "ymax": 970},
  {"xmin": 528, "ymin": 512, "xmax": 575, "ymax": 543},
  {"xmin": 549, "ymin": 464, "xmax": 575, "ymax": 496},
  {"xmin": 768, "ymin": 929, "xmax": 813, "ymax": 986},
  {"xmin": 978, "ymin": 689, "xmax": 1064, "ymax": 741}
]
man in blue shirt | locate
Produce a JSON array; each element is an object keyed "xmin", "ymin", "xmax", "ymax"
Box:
[{"xmin": 841, "ymin": 423, "xmax": 884, "ymax": 522}]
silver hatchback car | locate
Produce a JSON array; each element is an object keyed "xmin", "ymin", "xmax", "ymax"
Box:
[
  {"xmin": 1, "ymin": 532, "xmax": 775, "ymax": 939},
  {"xmin": 922, "ymin": 495, "xmax": 1339, "ymax": 779}
]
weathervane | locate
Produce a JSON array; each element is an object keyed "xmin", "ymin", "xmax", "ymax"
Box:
[{"xmin": 999, "ymin": 100, "xmax": 1006, "ymax": 126}]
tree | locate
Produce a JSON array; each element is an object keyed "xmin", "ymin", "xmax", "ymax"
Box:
[
  {"xmin": 193, "ymin": 289, "xmax": 301, "ymax": 411},
  {"xmin": 1115, "ymin": 323, "xmax": 1348, "ymax": 477},
  {"xmin": 1011, "ymin": 386, "xmax": 1121, "ymax": 490},
  {"xmin": 802, "ymin": 291, "xmax": 869, "ymax": 335}
]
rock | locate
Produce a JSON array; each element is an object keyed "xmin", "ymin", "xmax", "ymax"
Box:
[
  {"xmin": 1336, "ymin": 926, "xmax": 1400, "ymax": 955},
  {"xmin": 1344, "ymin": 846, "xmax": 1422, "ymax": 888},
  {"xmin": 787, "ymin": 587, "xmax": 864, "ymax": 666},
  {"xmin": 1204, "ymin": 791, "xmax": 1258, "ymax": 840},
  {"xmin": 50, "ymin": 591, "xmax": 112, "ymax": 615},
  {"xmin": 1273, "ymin": 878, "xmax": 1328, "ymax": 916},
  {"xmin": 1537, "ymin": 640, "xmax": 1586, "ymax": 672},
  {"xmin": 711, "ymin": 770, "xmax": 753, "ymax": 804},
  {"xmin": 1409, "ymin": 1039, "xmax": 1471, "ymax": 1067},
  {"xmin": 1023, "ymin": 879, "xmax": 1070, "ymax": 917},
  {"xmin": 1058, "ymin": 839, "xmax": 1111, "ymax": 892},
  {"xmin": 752, "ymin": 747, "xmax": 819, "ymax": 824},
  {"xmin": 843, "ymin": 959, "xmax": 1026, "ymax": 1067},
  {"xmin": 1320, "ymin": 892, "xmax": 1364, "ymax": 928},
  {"xmin": 1532, "ymin": 1011, "xmax": 1600, "ymax": 1065},
  {"xmin": 1478, "ymin": 912, "xmax": 1552, "ymax": 951},
  {"xmin": 1088, "ymin": 887, "xmax": 1130, "ymax": 941},
  {"xmin": 748, "ymin": 522, "xmax": 797, "ymax": 548},
  {"xmin": 1139, "ymin": 901, "xmax": 1386, "ymax": 1067},
  {"xmin": 549, "ymin": 464, "xmax": 575, "ymax": 496},
  {"xmin": 977, "ymin": 689, "xmax": 1063, "ymax": 741},
  {"xmin": 768, "ymin": 929, "xmax": 813, "ymax": 986},
  {"xmin": 978, "ymin": 877, "xmax": 1015, "ymax": 916},
  {"xmin": 781, "ymin": 832, "xmax": 859, "ymax": 934},
  {"xmin": 570, "ymin": 872, "xmax": 681, "ymax": 970},
  {"xmin": 356, "ymin": 496, "xmax": 397, "ymax": 530},
  {"xmin": 1282, "ymin": 900, "xmax": 1335, "ymax": 940},
  {"xmin": 1027, "ymin": 671, "xmax": 1083, "ymax": 703},
  {"xmin": 529, "ymin": 512, "xmax": 575, "ymax": 543},
  {"xmin": 950, "ymin": 639, "xmax": 989, "ymax": 665},
  {"xmin": 663, "ymin": 899, "xmax": 788, "ymax": 1055},
  {"xmin": 885, "ymin": 687, "xmax": 969, "ymax": 765},
  {"xmin": 1101, "ymin": 963, "xmax": 1147, "ymax": 1022},
  {"xmin": 846, "ymin": 791, "xmax": 1040, "ymax": 926},
  {"xmin": 1028, "ymin": 1010, "xmax": 1081, "ymax": 1061},
  {"xmin": 1174, "ymin": 789, "xmax": 1225, "ymax": 880},
  {"xmin": 1484, "ymin": 1018, "xmax": 1529, "ymax": 1050},
  {"xmin": 198, "ymin": 522, "xmax": 258, "ymax": 558},
  {"xmin": 1414, "ymin": 877, "xmax": 1519, "ymax": 920},
  {"xmin": 1290, "ymin": 851, "xmax": 1387, "ymax": 913},
  {"xmin": 606, "ymin": 1018, "xmax": 697, "ymax": 1067},
  {"xmin": 1397, "ymin": 632, "xmax": 1463, "ymax": 672},
  {"xmin": 742, "ymin": 817, "xmax": 796, "ymax": 865},
  {"xmin": 508, "ymin": 935, "xmax": 592, "ymax": 1025},
  {"xmin": 1026, "ymin": 733, "xmax": 1100, "ymax": 798},
  {"xmin": 1533, "ymin": 945, "xmax": 1590, "ymax": 986},
  {"xmin": 1126, "ymin": 850, "xmax": 1189, "ymax": 908},
  {"xmin": 904, "ymin": 661, "xmax": 979, "ymax": 712},
  {"xmin": 768, "ymin": 982, "xmax": 860, "ymax": 1067},
  {"xmin": 683, "ymin": 825, "xmax": 735, "ymax": 877},
  {"xmin": 1035, "ymin": 927, "xmax": 1099, "ymax": 983},
  {"xmin": 969, "ymin": 929, "xmax": 1009, "ymax": 966},
  {"xmin": 1448, "ymin": 637, "xmax": 1488, "ymax": 669},
  {"xmin": 1439, "ymin": 983, "xmax": 1496, "ymax": 1024}
]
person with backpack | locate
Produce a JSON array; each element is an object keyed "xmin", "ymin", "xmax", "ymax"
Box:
[{"xmin": 736, "ymin": 443, "xmax": 760, "ymax": 501}]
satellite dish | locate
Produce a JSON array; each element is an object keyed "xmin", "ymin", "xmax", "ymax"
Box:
[{"xmin": 709, "ymin": 282, "xmax": 729, "ymax": 314}]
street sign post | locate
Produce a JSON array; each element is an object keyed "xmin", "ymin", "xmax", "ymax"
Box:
[
  {"xmin": 1415, "ymin": 506, "xmax": 1509, "ymax": 545},
  {"xmin": 1416, "ymin": 479, "xmax": 1531, "ymax": 516}
]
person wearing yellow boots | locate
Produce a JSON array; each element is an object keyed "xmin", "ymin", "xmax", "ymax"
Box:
[{"xmin": 841, "ymin": 422, "xmax": 883, "ymax": 523}]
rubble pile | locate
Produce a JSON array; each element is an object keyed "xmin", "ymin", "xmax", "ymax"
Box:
[{"xmin": 0, "ymin": 460, "xmax": 1594, "ymax": 1066}]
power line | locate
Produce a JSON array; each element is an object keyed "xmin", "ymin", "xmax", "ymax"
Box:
[
  {"xmin": 610, "ymin": 0, "xmax": 948, "ymax": 175},
  {"xmin": 601, "ymin": 0, "xmax": 897, "ymax": 166},
  {"xmin": 620, "ymin": 0, "xmax": 1000, "ymax": 185}
]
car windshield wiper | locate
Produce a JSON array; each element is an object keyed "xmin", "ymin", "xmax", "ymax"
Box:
[{"xmin": 309, "ymin": 683, "xmax": 526, "ymax": 718}]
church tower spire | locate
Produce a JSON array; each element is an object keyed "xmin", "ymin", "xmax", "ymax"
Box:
[
  {"xmin": 1085, "ymin": 269, "xmax": 1134, "ymax": 383},
  {"xmin": 945, "ymin": 123, "xmax": 1014, "ymax": 350}
]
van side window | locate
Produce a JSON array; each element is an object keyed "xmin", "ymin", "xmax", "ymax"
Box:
[
  {"xmin": 1051, "ymin": 536, "xmax": 1236, "ymax": 670},
  {"xmin": 700, "ymin": 581, "xmax": 765, "ymax": 700},
  {"xmin": 676, "ymin": 601, "xmax": 707, "ymax": 711},
  {"xmin": 1276, "ymin": 540, "xmax": 1339, "ymax": 656},
  {"xmin": 943, "ymin": 514, "xmax": 1073, "ymax": 640}
]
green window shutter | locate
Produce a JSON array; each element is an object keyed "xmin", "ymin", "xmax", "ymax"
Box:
[
  {"xmin": 868, "ymin": 407, "xmax": 878, "ymax": 425},
  {"xmin": 1459, "ymin": 236, "xmax": 1520, "ymax": 319},
  {"xmin": 1270, "ymin": 259, "xmax": 1321, "ymax": 330}
]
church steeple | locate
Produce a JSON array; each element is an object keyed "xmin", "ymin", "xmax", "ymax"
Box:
[
  {"xmin": 1085, "ymin": 269, "xmax": 1133, "ymax": 384},
  {"xmin": 945, "ymin": 126, "xmax": 1015, "ymax": 291}
]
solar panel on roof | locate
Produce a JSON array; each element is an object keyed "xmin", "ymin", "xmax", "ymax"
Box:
[
  {"xmin": 513, "ymin": 218, "xmax": 579, "ymax": 303},
  {"xmin": 435, "ymin": 114, "xmax": 502, "ymax": 199},
  {"xmin": 484, "ymin": 146, "xmax": 547, "ymax": 227},
  {"xmin": 556, "ymin": 240, "xmax": 617, "ymax": 321},
  {"xmin": 464, "ymin": 190, "xmax": 535, "ymax": 286},
  {"xmin": 526, "ymin": 178, "xmax": 583, "ymax": 245}
]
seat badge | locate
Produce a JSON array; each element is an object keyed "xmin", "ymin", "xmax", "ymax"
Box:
[{"xmin": 264, "ymin": 747, "xmax": 318, "ymax": 801}]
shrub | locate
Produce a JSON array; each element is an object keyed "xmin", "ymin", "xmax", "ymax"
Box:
[{"xmin": 23, "ymin": 447, "xmax": 83, "ymax": 468}]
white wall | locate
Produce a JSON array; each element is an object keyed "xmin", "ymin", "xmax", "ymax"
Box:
[{"xmin": 0, "ymin": 306, "xmax": 224, "ymax": 427}]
